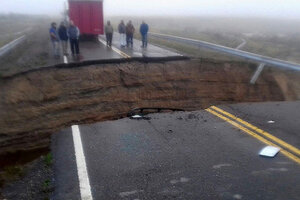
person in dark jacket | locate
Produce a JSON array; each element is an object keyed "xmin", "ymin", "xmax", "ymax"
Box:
[
  {"xmin": 140, "ymin": 21, "xmax": 149, "ymax": 48},
  {"xmin": 49, "ymin": 22, "xmax": 60, "ymax": 57},
  {"xmin": 126, "ymin": 20, "xmax": 135, "ymax": 48},
  {"xmin": 58, "ymin": 22, "xmax": 68, "ymax": 55},
  {"xmin": 118, "ymin": 20, "xmax": 126, "ymax": 47},
  {"xmin": 68, "ymin": 20, "xmax": 80, "ymax": 56},
  {"xmin": 105, "ymin": 21, "xmax": 113, "ymax": 47}
]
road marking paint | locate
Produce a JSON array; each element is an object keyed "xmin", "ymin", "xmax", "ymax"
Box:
[
  {"xmin": 212, "ymin": 163, "xmax": 232, "ymax": 169},
  {"xmin": 119, "ymin": 190, "xmax": 143, "ymax": 198},
  {"xmin": 206, "ymin": 108, "xmax": 300, "ymax": 165},
  {"xmin": 63, "ymin": 55, "xmax": 68, "ymax": 64},
  {"xmin": 72, "ymin": 125, "xmax": 94, "ymax": 200},
  {"xmin": 210, "ymin": 106, "xmax": 300, "ymax": 156},
  {"xmin": 98, "ymin": 37, "xmax": 131, "ymax": 58}
]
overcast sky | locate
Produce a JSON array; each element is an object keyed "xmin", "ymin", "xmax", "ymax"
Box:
[{"xmin": 1, "ymin": 0, "xmax": 300, "ymax": 19}]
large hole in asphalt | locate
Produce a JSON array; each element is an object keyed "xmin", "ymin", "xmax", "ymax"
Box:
[{"xmin": 0, "ymin": 57, "xmax": 299, "ymax": 165}]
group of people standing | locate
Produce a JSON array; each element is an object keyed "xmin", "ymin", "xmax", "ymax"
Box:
[
  {"xmin": 50, "ymin": 20, "xmax": 149, "ymax": 58},
  {"xmin": 49, "ymin": 20, "xmax": 80, "ymax": 58},
  {"xmin": 105, "ymin": 20, "xmax": 149, "ymax": 48}
]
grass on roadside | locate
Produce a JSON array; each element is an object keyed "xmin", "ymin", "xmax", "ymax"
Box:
[
  {"xmin": 0, "ymin": 37, "xmax": 15, "ymax": 48},
  {"xmin": 147, "ymin": 36, "xmax": 243, "ymax": 62},
  {"xmin": 43, "ymin": 153, "xmax": 53, "ymax": 167}
]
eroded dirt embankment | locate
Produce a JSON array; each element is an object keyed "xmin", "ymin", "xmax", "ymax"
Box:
[{"xmin": 0, "ymin": 58, "xmax": 299, "ymax": 157}]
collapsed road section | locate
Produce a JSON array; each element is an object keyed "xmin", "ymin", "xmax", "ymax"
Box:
[
  {"xmin": 52, "ymin": 101, "xmax": 300, "ymax": 200},
  {"xmin": 0, "ymin": 57, "xmax": 299, "ymax": 159}
]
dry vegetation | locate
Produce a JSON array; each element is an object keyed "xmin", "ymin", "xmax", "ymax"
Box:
[
  {"xmin": 108, "ymin": 16, "xmax": 300, "ymax": 63},
  {"xmin": 0, "ymin": 14, "xmax": 53, "ymax": 48}
]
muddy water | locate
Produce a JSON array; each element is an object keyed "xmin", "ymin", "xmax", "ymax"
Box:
[{"xmin": 0, "ymin": 58, "xmax": 299, "ymax": 158}]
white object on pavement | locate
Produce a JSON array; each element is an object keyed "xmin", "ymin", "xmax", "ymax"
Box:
[
  {"xmin": 131, "ymin": 115, "xmax": 142, "ymax": 119},
  {"xmin": 259, "ymin": 146, "xmax": 280, "ymax": 157}
]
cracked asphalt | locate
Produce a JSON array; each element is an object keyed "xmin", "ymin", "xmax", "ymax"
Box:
[{"xmin": 52, "ymin": 101, "xmax": 300, "ymax": 200}]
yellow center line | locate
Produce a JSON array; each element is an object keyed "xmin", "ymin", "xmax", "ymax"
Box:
[
  {"xmin": 98, "ymin": 37, "xmax": 131, "ymax": 58},
  {"xmin": 210, "ymin": 106, "xmax": 300, "ymax": 156},
  {"xmin": 205, "ymin": 108, "xmax": 300, "ymax": 165}
]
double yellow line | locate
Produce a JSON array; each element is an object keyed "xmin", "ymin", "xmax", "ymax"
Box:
[
  {"xmin": 110, "ymin": 45, "xmax": 131, "ymax": 58},
  {"xmin": 206, "ymin": 106, "xmax": 300, "ymax": 164},
  {"xmin": 98, "ymin": 37, "xmax": 131, "ymax": 58}
]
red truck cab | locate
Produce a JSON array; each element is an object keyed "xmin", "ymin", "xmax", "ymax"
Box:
[{"xmin": 68, "ymin": 0, "xmax": 104, "ymax": 36}]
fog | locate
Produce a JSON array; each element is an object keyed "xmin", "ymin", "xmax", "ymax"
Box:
[{"xmin": 1, "ymin": 0, "xmax": 300, "ymax": 19}]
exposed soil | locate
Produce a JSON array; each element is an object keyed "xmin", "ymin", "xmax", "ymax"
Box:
[
  {"xmin": 1, "ymin": 16, "xmax": 300, "ymax": 199},
  {"xmin": 0, "ymin": 58, "xmax": 299, "ymax": 159},
  {"xmin": 0, "ymin": 54, "xmax": 299, "ymax": 200}
]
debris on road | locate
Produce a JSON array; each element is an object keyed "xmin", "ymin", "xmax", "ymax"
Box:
[
  {"xmin": 259, "ymin": 146, "xmax": 280, "ymax": 157},
  {"xmin": 119, "ymin": 190, "xmax": 143, "ymax": 198},
  {"xmin": 213, "ymin": 163, "xmax": 232, "ymax": 169},
  {"xmin": 130, "ymin": 114, "xmax": 151, "ymax": 120},
  {"xmin": 131, "ymin": 114, "xmax": 142, "ymax": 119},
  {"xmin": 267, "ymin": 120, "xmax": 275, "ymax": 124},
  {"xmin": 233, "ymin": 194, "xmax": 243, "ymax": 199}
]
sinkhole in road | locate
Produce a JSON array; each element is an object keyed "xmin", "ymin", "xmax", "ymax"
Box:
[{"xmin": 0, "ymin": 57, "xmax": 299, "ymax": 163}]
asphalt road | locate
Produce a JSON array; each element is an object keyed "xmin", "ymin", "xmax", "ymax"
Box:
[
  {"xmin": 64, "ymin": 33, "xmax": 181, "ymax": 64},
  {"xmin": 218, "ymin": 101, "xmax": 300, "ymax": 150},
  {"xmin": 78, "ymin": 40, "xmax": 122, "ymax": 60},
  {"xmin": 99, "ymin": 32, "xmax": 181, "ymax": 58},
  {"xmin": 52, "ymin": 101, "xmax": 300, "ymax": 200}
]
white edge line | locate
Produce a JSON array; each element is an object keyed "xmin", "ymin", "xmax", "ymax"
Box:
[{"xmin": 72, "ymin": 125, "xmax": 94, "ymax": 200}]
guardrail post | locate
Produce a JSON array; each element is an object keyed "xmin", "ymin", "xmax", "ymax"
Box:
[{"xmin": 250, "ymin": 63, "xmax": 265, "ymax": 84}]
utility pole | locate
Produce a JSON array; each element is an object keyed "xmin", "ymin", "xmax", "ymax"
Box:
[{"xmin": 63, "ymin": 1, "xmax": 69, "ymax": 23}]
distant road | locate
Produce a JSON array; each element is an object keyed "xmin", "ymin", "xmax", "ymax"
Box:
[
  {"xmin": 236, "ymin": 38, "xmax": 247, "ymax": 50},
  {"xmin": 0, "ymin": 27, "xmax": 32, "ymax": 38},
  {"xmin": 0, "ymin": 35, "xmax": 26, "ymax": 57}
]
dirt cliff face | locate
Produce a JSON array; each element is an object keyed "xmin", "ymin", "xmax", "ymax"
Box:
[{"xmin": 0, "ymin": 58, "xmax": 298, "ymax": 156}]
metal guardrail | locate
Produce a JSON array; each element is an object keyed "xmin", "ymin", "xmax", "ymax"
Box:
[
  {"xmin": 149, "ymin": 32, "xmax": 300, "ymax": 71},
  {"xmin": 0, "ymin": 35, "xmax": 26, "ymax": 57}
]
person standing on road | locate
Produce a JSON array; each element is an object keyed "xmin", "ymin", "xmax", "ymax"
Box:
[
  {"xmin": 49, "ymin": 22, "xmax": 60, "ymax": 58},
  {"xmin": 126, "ymin": 20, "xmax": 135, "ymax": 48},
  {"xmin": 58, "ymin": 22, "xmax": 69, "ymax": 55},
  {"xmin": 68, "ymin": 20, "xmax": 80, "ymax": 56},
  {"xmin": 105, "ymin": 21, "xmax": 113, "ymax": 47},
  {"xmin": 118, "ymin": 20, "xmax": 126, "ymax": 47},
  {"xmin": 140, "ymin": 21, "xmax": 149, "ymax": 48}
]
